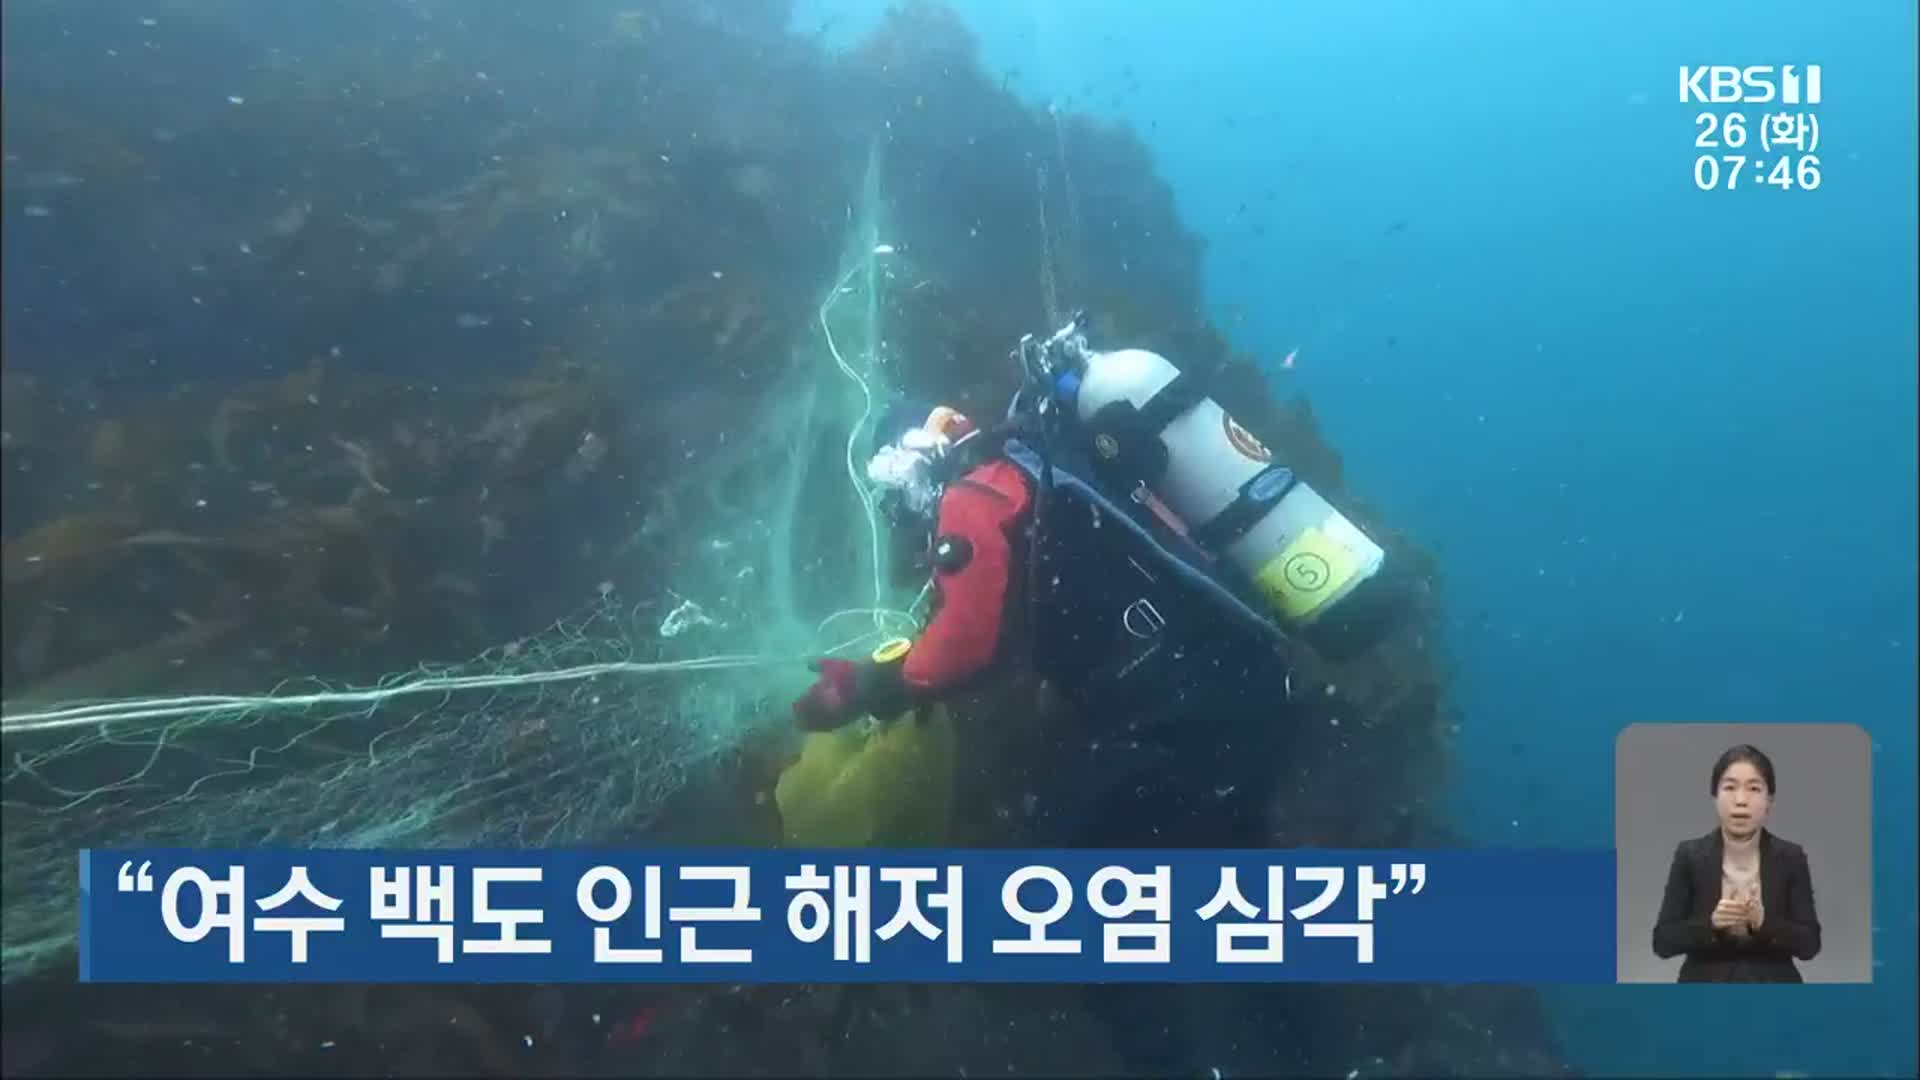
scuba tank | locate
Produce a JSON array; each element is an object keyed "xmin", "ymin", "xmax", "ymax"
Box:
[{"xmin": 1014, "ymin": 313, "xmax": 1394, "ymax": 656}]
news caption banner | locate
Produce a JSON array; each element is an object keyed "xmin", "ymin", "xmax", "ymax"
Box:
[
  {"xmin": 1681, "ymin": 64, "xmax": 1823, "ymax": 192},
  {"xmin": 80, "ymin": 848, "xmax": 1617, "ymax": 983}
]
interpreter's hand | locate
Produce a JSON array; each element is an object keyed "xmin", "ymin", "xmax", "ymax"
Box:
[
  {"xmin": 792, "ymin": 658, "xmax": 861, "ymax": 732},
  {"xmin": 1746, "ymin": 893, "xmax": 1765, "ymax": 932},
  {"xmin": 1711, "ymin": 897, "xmax": 1749, "ymax": 932}
]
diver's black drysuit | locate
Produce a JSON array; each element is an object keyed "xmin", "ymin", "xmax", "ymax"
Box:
[
  {"xmin": 992, "ymin": 430, "xmax": 1297, "ymax": 850},
  {"xmin": 995, "ymin": 424, "xmax": 1303, "ymax": 1076}
]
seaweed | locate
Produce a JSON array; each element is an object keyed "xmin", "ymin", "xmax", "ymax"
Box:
[{"xmin": 0, "ymin": 1, "xmax": 1570, "ymax": 1075}]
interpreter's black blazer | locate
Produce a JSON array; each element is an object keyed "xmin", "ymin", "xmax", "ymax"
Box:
[{"xmin": 1651, "ymin": 828, "xmax": 1822, "ymax": 983}]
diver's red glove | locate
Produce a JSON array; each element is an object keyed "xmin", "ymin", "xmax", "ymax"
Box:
[{"xmin": 792, "ymin": 658, "xmax": 863, "ymax": 732}]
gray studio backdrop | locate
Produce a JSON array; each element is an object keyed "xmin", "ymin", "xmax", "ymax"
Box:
[{"xmin": 1615, "ymin": 722, "xmax": 1873, "ymax": 984}]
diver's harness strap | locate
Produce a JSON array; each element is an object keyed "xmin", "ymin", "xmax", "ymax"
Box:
[
  {"xmin": 1189, "ymin": 464, "xmax": 1297, "ymax": 551},
  {"xmin": 1134, "ymin": 369, "xmax": 1209, "ymax": 435},
  {"xmin": 1084, "ymin": 370, "xmax": 1299, "ymax": 555},
  {"xmin": 1000, "ymin": 438, "xmax": 1284, "ymax": 649}
]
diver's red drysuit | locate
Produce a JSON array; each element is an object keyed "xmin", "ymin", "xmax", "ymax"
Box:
[{"xmin": 791, "ymin": 457, "xmax": 1034, "ymax": 731}]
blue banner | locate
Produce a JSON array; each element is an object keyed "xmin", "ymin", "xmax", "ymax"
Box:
[{"xmin": 79, "ymin": 848, "xmax": 1617, "ymax": 984}]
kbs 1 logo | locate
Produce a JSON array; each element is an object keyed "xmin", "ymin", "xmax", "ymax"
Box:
[{"xmin": 1679, "ymin": 65, "xmax": 1822, "ymax": 105}]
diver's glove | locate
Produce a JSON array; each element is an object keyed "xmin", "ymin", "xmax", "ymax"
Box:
[
  {"xmin": 791, "ymin": 641, "xmax": 915, "ymax": 732},
  {"xmin": 793, "ymin": 658, "xmax": 864, "ymax": 732}
]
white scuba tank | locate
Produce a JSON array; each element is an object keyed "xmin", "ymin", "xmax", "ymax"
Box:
[{"xmin": 1071, "ymin": 347, "xmax": 1386, "ymax": 626}]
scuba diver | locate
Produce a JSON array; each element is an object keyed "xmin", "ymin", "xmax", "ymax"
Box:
[
  {"xmin": 790, "ymin": 312, "xmax": 1397, "ymax": 850},
  {"xmin": 788, "ymin": 314, "xmax": 1401, "ymax": 1076}
]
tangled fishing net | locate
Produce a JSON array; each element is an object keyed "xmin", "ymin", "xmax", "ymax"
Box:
[{"xmin": 0, "ymin": 144, "xmax": 923, "ymax": 982}]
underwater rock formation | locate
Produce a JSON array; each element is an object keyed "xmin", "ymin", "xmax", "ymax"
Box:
[
  {"xmin": 0, "ymin": 0, "xmax": 1567, "ymax": 1075},
  {"xmin": 1, "ymin": 353, "xmax": 629, "ymax": 702}
]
